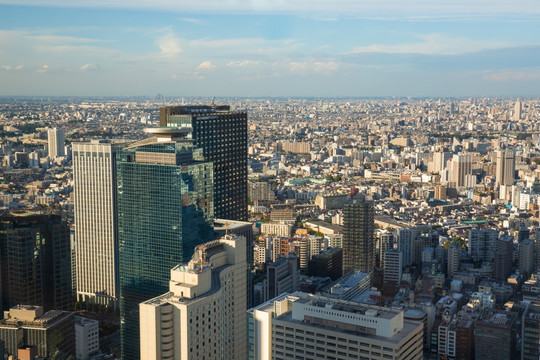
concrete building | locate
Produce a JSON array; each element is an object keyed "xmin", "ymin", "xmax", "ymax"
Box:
[
  {"xmin": 522, "ymin": 302, "xmax": 540, "ymax": 360},
  {"xmin": 475, "ymin": 309, "xmax": 517, "ymax": 360},
  {"xmin": 0, "ymin": 305, "xmax": 75, "ymax": 360},
  {"xmin": 47, "ymin": 127, "xmax": 65, "ymax": 158},
  {"xmin": 314, "ymin": 194, "xmax": 348, "ymax": 210},
  {"xmin": 383, "ymin": 249, "xmax": 402, "ymax": 285},
  {"xmin": 398, "ymin": 228, "xmax": 416, "ymax": 267},
  {"xmin": 279, "ymin": 141, "xmax": 311, "ymax": 154},
  {"xmin": 75, "ymin": 316, "xmax": 99, "ymax": 360},
  {"xmin": 468, "ymin": 229, "xmax": 498, "ymax": 262},
  {"xmin": 343, "ymin": 197, "xmax": 375, "ymax": 276},
  {"xmin": 378, "ymin": 231, "xmax": 395, "ymax": 268},
  {"xmin": 519, "ymin": 239, "xmax": 535, "ymax": 277},
  {"xmin": 494, "ymin": 236, "xmax": 514, "ymax": 282},
  {"xmin": 139, "ymin": 234, "xmax": 246, "ymax": 360},
  {"xmin": 270, "ymin": 293, "xmax": 424, "ymax": 360},
  {"xmin": 265, "ymin": 256, "xmax": 299, "ymax": 302},
  {"xmin": 449, "ymin": 154, "xmax": 472, "ymax": 188},
  {"xmin": 447, "ymin": 242, "xmax": 460, "ymax": 277},
  {"xmin": 308, "ymin": 247, "xmax": 343, "ymax": 281},
  {"xmin": 496, "ymin": 150, "xmax": 516, "ymax": 186},
  {"xmin": 73, "ymin": 140, "xmax": 119, "ymax": 307},
  {"xmin": 260, "ymin": 222, "xmax": 293, "ymax": 237}
]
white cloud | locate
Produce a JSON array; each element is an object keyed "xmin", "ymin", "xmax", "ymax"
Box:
[
  {"xmin": 226, "ymin": 60, "xmax": 264, "ymax": 68},
  {"xmin": 289, "ymin": 60, "xmax": 339, "ymax": 74},
  {"xmin": 80, "ymin": 63, "xmax": 100, "ymax": 71},
  {"xmin": 15, "ymin": 65, "xmax": 24, "ymax": 70},
  {"xmin": 482, "ymin": 69, "xmax": 540, "ymax": 81},
  {"xmin": 37, "ymin": 64, "xmax": 49, "ymax": 73},
  {"xmin": 1, "ymin": 65, "xmax": 12, "ymax": 71},
  {"xmin": 196, "ymin": 61, "xmax": 216, "ymax": 70},
  {"xmin": 350, "ymin": 34, "xmax": 510, "ymax": 56},
  {"xmin": 156, "ymin": 33, "xmax": 182, "ymax": 57}
]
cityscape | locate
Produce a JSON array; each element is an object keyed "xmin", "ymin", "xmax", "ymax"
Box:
[{"xmin": 2, "ymin": 1, "xmax": 540, "ymax": 360}]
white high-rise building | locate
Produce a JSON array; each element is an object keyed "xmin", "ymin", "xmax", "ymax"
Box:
[
  {"xmin": 514, "ymin": 100, "xmax": 522, "ymax": 120},
  {"xmin": 75, "ymin": 316, "xmax": 100, "ymax": 360},
  {"xmin": 47, "ymin": 127, "xmax": 65, "ymax": 158},
  {"xmin": 448, "ymin": 154, "xmax": 472, "ymax": 188},
  {"xmin": 73, "ymin": 140, "xmax": 118, "ymax": 307},
  {"xmin": 139, "ymin": 234, "xmax": 247, "ymax": 360}
]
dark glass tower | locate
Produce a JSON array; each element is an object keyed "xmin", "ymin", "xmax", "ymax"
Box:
[
  {"xmin": 160, "ymin": 105, "xmax": 248, "ymax": 221},
  {"xmin": 342, "ymin": 197, "xmax": 375, "ymax": 276},
  {"xmin": 0, "ymin": 211, "xmax": 72, "ymax": 313},
  {"xmin": 117, "ymin": 128, "xmax": 214, "ymax": 360}
]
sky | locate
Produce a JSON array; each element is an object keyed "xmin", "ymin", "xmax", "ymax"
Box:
[{"xmin": 1, "ymin": 0, "xmax": 540, "ymax": 97}]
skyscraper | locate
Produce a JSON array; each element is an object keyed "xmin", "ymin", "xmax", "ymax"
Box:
[
  {"xmin": 494, "ymin": 235, "xmax": 514, "ymax": 281},
  {"xmin": 514, "ymin": 100, "xmax": 522, "ymax": 120},
  {"xmin": 342, "ymin": 197, "xmax": 375, "ymax": 275},
  {"xmin": 47, "ymin": 127, "xmax": 65, "ymax": 158},
  {"xmin": 0, "ymin": 211, "xmax": 72, "ymax": 312},
  {"xmin": 139, "ymin": 234, "xmax": 247, "ymax": 360},
  {"xmin": 449, "ymin": 154, "xmax": 472, "ymax": 188},
  {"xmin": 383, "ymin": 249, "xmax": 402, "ymax": 285},
  {"xmin": 496, "ymin": 150, "xmax": 515, "ymax": 186},
  {"xmin": 160, "ymin": 105, "xmax": 248, "ymax": 221},
  {"xmin": 117, "ymin": 128, "xmax": 214, "ymax": 360},
  {"xmin": 73, "ymin": 140, "xmax": 118, "ymax": 307},
  {"xmin": 447, "ymin": 241, "xmax": 460, "ymax": 277},
  {"xmin": 468, "ymin": 229, "xmax": 498, "ymax": 262}
]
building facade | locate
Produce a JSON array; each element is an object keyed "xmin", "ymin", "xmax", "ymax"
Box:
[
  {"xmin": 343, "ymin": 198, "xmax": 375, "ymax": 275},
  {"xmin": 139, "ymin": 234, "xmax": 246, "ymax": 360},
  {"xmin": 160, "ymin": 105, "xmax": 248, "ymax": 221},
  {"xmin": 47, "ymin": 127, "xmax": 65, "ymax": 158},
  {"xmin": 0, "ymin": 211, "xmax": 72, "ymax": 313},
  {"xmin": 73, "ymin": 140, "xmax": 119, "ymax": 307},
  {"xmin": 117, "ymin": 128, "xmax": 215, "ymax": 360}
]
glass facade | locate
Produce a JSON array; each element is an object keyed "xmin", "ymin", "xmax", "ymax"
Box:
[
  {"xmin": 0, "ymin": 213, "xmax": 72, "ymax": 313},
  {"xmin": 117, "ymin": 139, "xmax": 214, "ymax": 360},
  {"xmin": 161, "ymin": 106, "xmax": 248, "ymax": 221},
  {"xmin": 342, "ymin": 199, "xmax": 375, "ymax": 275}
]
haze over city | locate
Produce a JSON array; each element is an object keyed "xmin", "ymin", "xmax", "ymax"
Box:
[{"xmin": 1, "ymin": 0, "xmax": 540, "ymax": 97}]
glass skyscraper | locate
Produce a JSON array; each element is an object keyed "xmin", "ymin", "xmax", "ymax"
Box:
[
  {"xmin": 160, "ymin": 105, "xmax": 248, "ymax": 221},
  {"xmin": 117, "ymin": 128, "xmax": 214, "ymax": 360}
]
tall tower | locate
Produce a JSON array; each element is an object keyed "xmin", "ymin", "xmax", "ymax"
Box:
[
  {"xmin": 342, "ymin": 197, "xmax": 375, "ymax": 275},
  {"xmin": 139, "ymin": 234, "xmax": 247, "ymax": 360},
  {"xmin": 449, "ymin": 154, "xmax": 472, "ymax": 188},
  {"xmin": 514, "ymin": 100, "xmax": 522, "ymax": 120},
  {"xmin": 117, "ymin": 128, "xmax": 214, "ymax": 360},
  {"xmin": 0, "ymin": 211, "xmax": 72, "ymax": 312},
  {"xmin": 73, "ymin": 140, "xmax": 118, "ymax": 307},
  {"xmin": 160, "ymin": 105, "xmax": 248, "ymax": 221},
  {"xmin": 447, "ymin": 241, "xmax": 460, "ymax": 277},
  {"xmin": 496, "ymin": 150, "xmax": 515, "ymax": 186},
  {"xmin": 47, "ymin": 127, "xmax": 65, "ymax": 158}
]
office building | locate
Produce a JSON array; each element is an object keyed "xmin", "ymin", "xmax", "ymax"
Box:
[
  {"xmin": 475, "ymin": 309, "xmax": 517, "ymax": 360},
  {"xmin": 247, "ymin": 293, "xmax": 299, "ymax": 360},
  {"xmin": 520, "ymin": 239, "xmax": 535, "ymax": 277},
  {"xmin": 514, "ymin": 100, "xmax": 522, "ymax": 120},
  {"xmin": 496, "ymin": 150, "xmax": 516, "ymax": 186},
  {"xmin": 118, "ymin": 127, "xmax": 214, "ymax": 360},
  {"xmin": 384, "ymin": 249, "xmax": 402, "ymax": 285},
  {"xmin": 342, "ymin": 197, "xmax": 375, "ymax": 275},
  {"xmin": 73, "ymin": 140, "xmax": 119, "ymax": 307},
  {"xmin": 270, "ymin": 293, "xmax": 424, "ymax": 360},
  {"xmin": 449, "ymin": 154, "xmax": 472, "ymax": 188},
  {"xmin": 468, "ymin": 229, "xmax": 499, "ymax": 262},
  {"xmin": 214, "ymin": 218, "xmax": 254, "ymax": 309},
  {"xmin": 0, "ymin": 305, "xmax": 74, "ymax": 360},
  {"xmin": 0, "ymin": 211, "xmax": 72, "ymax": 312},
  {"xmin": 378, "ymin": 231, "xmax": 394, "ymax": 268},
  {"xmin": 47, "ymin": 127, "xmax": 65, "ymax": 158},
  {"xmin": 75, "ymin": 316, "xmax": 99, "ymax": 360},
  {"xmin": 308, "ymin": 247, "xmax": 343, "ymax": 281},
  {"xmin": 522, "ymin": 303, "xmax": 540, "ymax": 360},
  {"xmin": 160, "ymin": 105, "xmax": 248, "ymax": 221},
  {"xmin": 447, "ymin": 242, "xmax": 460, "ymax": 277},
  {"xmin": 265, "ymin": 256, "xmax": 299, "ymax": 302},
  {"xmin": 139, "ymin": 234, "xmax": 246, "ymax": 360},
  {"xmin": 494, "ymin": 236, "xmax": 514, "ymax": 281}
]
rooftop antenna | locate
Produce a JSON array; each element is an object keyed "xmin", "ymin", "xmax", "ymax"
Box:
[{"xmin": 210, "ymin": 97, "xmax": 216, "ymax": 108}]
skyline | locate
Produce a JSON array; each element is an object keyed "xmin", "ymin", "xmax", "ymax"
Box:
[{"xmin": 1, "ymin": 1, "xmax": 540, "ymax": 97}]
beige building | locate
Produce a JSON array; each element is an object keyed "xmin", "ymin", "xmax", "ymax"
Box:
[
  {"xmin": 139, "ymin": 234, "xmax": 246, "ymax": 360},
  {"xmin": 250, "ymin": 292, "xmax": 423, "ymax": 360},
  {"xmin": 73, "ymin": 140, "xmax": 118, "ymax": 307},
  {"xmin": 260, "ymin": 221, "xmax": 293, "ymax": 237}
]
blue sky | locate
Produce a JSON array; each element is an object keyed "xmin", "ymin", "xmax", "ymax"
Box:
[{"xmin": 1, "ymin": 0, "xmax": 540, "ymax": 97}]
